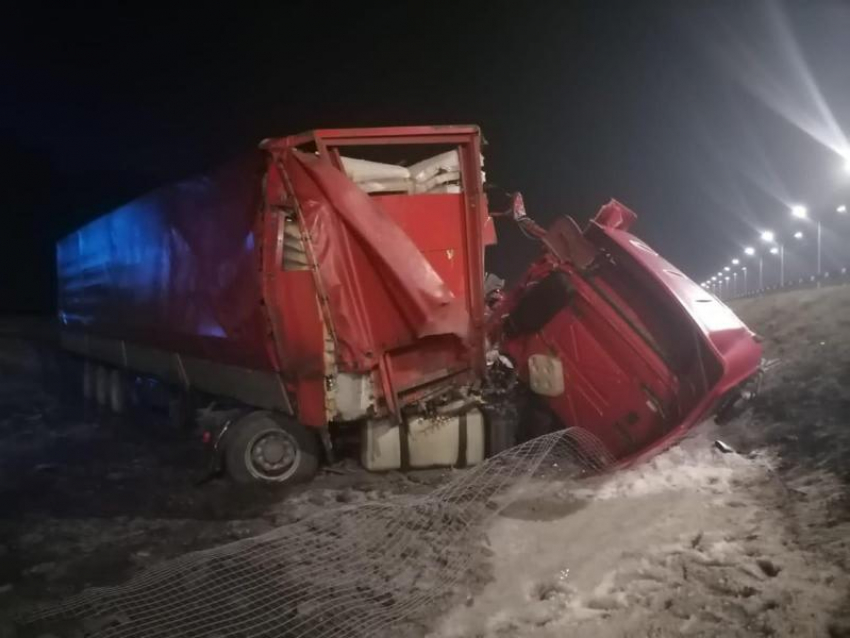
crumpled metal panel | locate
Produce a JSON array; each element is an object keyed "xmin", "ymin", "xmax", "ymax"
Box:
[
  {"xmin": 496, "ymin": 200, "xmax": 762, "ymax": 464},
  {"xmin": 589, "ymin": 200, "xmax": 762, "ymax": 393},
  {"xmin": 57, "ymin": 126, "xmax": 489, "ymax": 427},
  {"xmin": 56, "ymin": 153, "xmax": 274, "ymax": 372},
  {"xmin": 594, "ymin": 199, "xmax": 637, "ymax": 231},
  {"xmin": 278, "ymin": 149, "xmax": 470, "ymax": 372}
]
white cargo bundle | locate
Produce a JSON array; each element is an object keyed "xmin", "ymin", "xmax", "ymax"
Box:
[{"xmin": 341, "ymin": 150, "xmax": 484, "ymax": 194}]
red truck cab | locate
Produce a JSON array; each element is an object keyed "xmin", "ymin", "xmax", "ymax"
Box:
[{"xmin": 491, "ymin": 200, "xmax": 762, "ymax": 463}]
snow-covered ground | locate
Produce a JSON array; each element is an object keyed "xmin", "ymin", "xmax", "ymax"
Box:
[
  {"xmin": 2, "ymin": 284, "xmax": 850, "ymax": 636},
  {"xmin": 433, "ymin": 429, "xmax": 848, "ymax": 637},
  {"xmin": 431, "ymin": 284, "xmax": 850, "ymax": 637}
]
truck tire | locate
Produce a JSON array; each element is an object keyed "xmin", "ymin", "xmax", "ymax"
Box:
[
  {"xmin": 225, "ymin": 411, "xmax": 319, "ymax": 485},
  {"xmin": 109, "ymin": 369, "xmax": 126, "ymax": 414}
]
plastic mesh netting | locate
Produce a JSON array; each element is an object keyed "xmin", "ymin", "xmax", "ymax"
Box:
[{"xmin": 20, "ymin": 428, "xmax": 614, "ymax": 638}]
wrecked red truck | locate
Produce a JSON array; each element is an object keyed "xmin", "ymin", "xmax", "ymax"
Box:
[
  {"xmin": 489, "ymin": 197, "xmax": 763, "ymax": 467},
  {"xmin": 56, "ymin": 126, "xmax": 762, "ymax": 484}
]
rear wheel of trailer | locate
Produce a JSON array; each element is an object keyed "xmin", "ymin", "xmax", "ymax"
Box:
[{"xmin": 224, "ymin": 411, "xmax": 319, "ymax": 485}]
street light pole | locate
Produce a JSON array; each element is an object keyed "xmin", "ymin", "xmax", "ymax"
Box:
[
  {"xmin": 791, "ymin": 204, "xmax": 825, "ymax": 279},
  {"xmin": 780, "ymin": 244, "xmax": 785, "ymax": 287},
  {"xmin": 759, "ymin": 257, "xmax": 763, "ymax": 289}
]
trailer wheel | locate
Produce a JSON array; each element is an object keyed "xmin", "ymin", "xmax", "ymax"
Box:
[{"xmin": 225, "ymin": 412, "xmax": 318, "ymax": 485}]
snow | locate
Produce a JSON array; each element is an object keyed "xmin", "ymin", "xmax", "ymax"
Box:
[
  {"xmin": 3, "ymin": 284, "xmax": 850, "ymax": 636},
  {"xmin": 429, "ymin": 286, "xmax": 850, "ymax": 637},
  {"xmin": 432, "ymin": 428, "xmax": 847, "ymax": 637}
]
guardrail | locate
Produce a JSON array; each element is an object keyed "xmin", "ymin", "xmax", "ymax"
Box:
[{"xmin": 724, "ymin": 266, "xmax": 850, "ymax": 301}]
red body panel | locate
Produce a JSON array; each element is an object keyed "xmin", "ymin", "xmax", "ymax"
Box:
[
  {"xmin": 496, "ymin": 201, "xmax": 762, "ymax": 463},
  {"xmin": 58, "ymin": 126, "xmax": 489, "ymax": 427},
  {"xmin": 592, "ymin": 204, "xmax": 761, "ymax": 401},
  {"xmin": 376, "ymin": 194, "xmax": 469, "ymax": 300},
  {"xmin": 275, "ymin": 150, "xmax": 471, "ymax": 369}
]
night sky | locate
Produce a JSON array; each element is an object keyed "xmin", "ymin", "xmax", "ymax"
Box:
[{"xmin": 3, "ymin": 1, "xmax": 850, "ymax": 313}]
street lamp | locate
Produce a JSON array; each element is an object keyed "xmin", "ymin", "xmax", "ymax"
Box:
[
  {"xmin": 770, "ymin": 244, "xmax": 785, "ymax": 285},
  {"xmin": 838, "ymin": 205, "xmax": 847, "ymax": 214},
  {"xmin": 742, "ymin": 266, "xmax": 748, "ymax": 294},
  {"xmin": 790, "ymin": 205, "xmax": 823, "ymax": 276},
  {"xmin": 762, "ymin": 231, "xmax": 784, "ymax": 286},
  {"xmin": 731, "ymin": 258, "xmax": 740, "ymax": 266},
  {"xmin": 791, "ymin": 204, "xmax": 808, "ymax": 219},
  {"xmin": 724, "ymin": 266, "xmax": 731, "ymax": 272},
  {"xmin": 744, "ymin": 246, "xmax": 763, "ymax": 289},
  {"xmin": 769, "ymin": 244, "xmax": 785, "ymax": 286}
]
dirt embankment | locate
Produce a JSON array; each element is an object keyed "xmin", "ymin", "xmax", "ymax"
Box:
[{"xmin": 732, "ymin": 286, "xmax": 850, "ymax": 482}]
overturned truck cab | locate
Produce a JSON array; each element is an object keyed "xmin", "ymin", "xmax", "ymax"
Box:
[{"xmin": 489, "ymin": 200, "xmax": 763, "ymax": 465}]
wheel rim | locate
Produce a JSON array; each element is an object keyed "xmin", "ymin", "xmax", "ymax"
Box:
[{"xmin": 244, "ymin": 428, "xmax": 301, "ymax": 482}]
